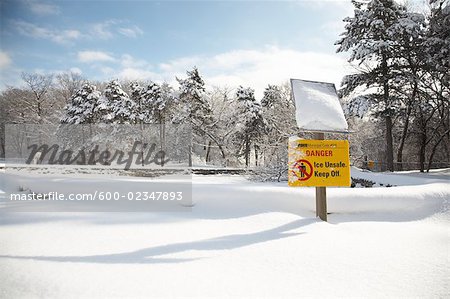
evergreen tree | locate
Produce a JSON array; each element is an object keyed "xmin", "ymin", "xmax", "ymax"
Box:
[
  {"xmin": 130, "ymin": 81, "xmax": 148, "ymax": 124},
  {"xmin": 261, "ymin": 84, "xmax": 281, "ymax": 108},
  {"xmin": 177, "ymin": 67, "xmax": 213, "ymax": 128},
  {"xmin": 389, "ymin": 9, "xmax": 427, "ymax": 170},
  {"xmin": 338, "ymin": 0, "xmax": 449, "ymax": 172},
  {"xmin": 141, "ymin": 81, "xmax": 162, "ymax": 122},
  {"xmin": 177, "ymin": 67, "xmax": 216, "ymax": 166},
  {"xmin": 97, "ymin": 80, "xmax": 135, "ymax": 124},
  {"xmin": 416, "ymin": 0, "xmax": 450, "ymax": 171},
  {"xmin": 134, "ymin": 81, "xmax": 177, "ymax": 123},
  {"xmin": 336, "ymin": 0, "xmax": 407, "ymax": 171},
  {"xmin": 426, "ymin": 0, "xmax": 450, "ymax": 77},
  {"xmin": 236, "ymin": 86, "xmax": 267, "ymax": 167},
  {"xmin": 61, "ymin": 82, "xmax": 100, "ymax": 124},
  {"xmin": 154, "ymin": 82, "xmax": 177, "ymax": 124}
]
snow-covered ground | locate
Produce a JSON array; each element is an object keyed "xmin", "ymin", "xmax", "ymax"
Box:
[{"xmin": 0, "ymin": 168, "xmax": 449, "ymax": 298}]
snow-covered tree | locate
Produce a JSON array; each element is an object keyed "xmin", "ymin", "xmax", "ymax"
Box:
[
  {"xmin": 417, "ymin": 0, "xmax": 450, "ymax": 172},
  {"xmin": 177, "ymin": 67, "xmax": 213, "ymax": 128},
  {"xmin": 426, "ymin": 0, "xmax": 450, "ymax": 77},
  {"xmin": 142, "ymin": 81, "xmax": 178, "ymax": 165},
  {"xmin": 131, "ymin": 80, "xmax": 178, "ymax": 124},
  {"xmin": 261, "ymin": 84, "xmax": 282, "ymax": 108},
  {"xmin": 338, "ymin": 0, "xmax": 449, "ymax": 172},
  {"xmin": 236, "ymin": 86, "xmax": 267, "ymax": 167},
  {"xmin": 261, "ymin": 84, "xmax": 295, "ymax": 135},
  {"xmin": 177, "ymin": 67, "xmax": 217, "ymax": 166},
  {"xmin": 388, "ymin": 10, "xmax": 427, "ymax": 170},
  {"xmin": 61, "ymin": 82, "xmax": 100, "ymax": 124},
  {"xmin": 130, "ymin": 81, "xmax": 148, "ymax": 124},
  {"xmin": 97, "ymin": 80, "xmax": 135, "ymax": 124},
  {"xmin": 259, "ymin": 83, "xmax": 297, "ymax": 176},
  {"xmin": 336, "ymin": 0, "xmax": 408, "ymax": 171}
]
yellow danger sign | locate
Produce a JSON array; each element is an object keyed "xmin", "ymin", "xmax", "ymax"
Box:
[{"xmin": 288, "ymin": 138, "xmax": 350, "ymax": 187}]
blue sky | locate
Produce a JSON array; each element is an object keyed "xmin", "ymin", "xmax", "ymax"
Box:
[{"xmin": 0, "ymin": 0, "xmax": 355, "ymax": 95}]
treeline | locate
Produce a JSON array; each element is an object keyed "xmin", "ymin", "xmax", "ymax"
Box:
[
  {"xmin": 337, "ymin": 0, "xmax": 449, "ymax": 172},
  {"xmin": 0, "ymin": 69, "xmax": 297, "ymax": 172},
  {"xmin": 1, "ymin": 0, "xmax": 448, "ymax": 174}
]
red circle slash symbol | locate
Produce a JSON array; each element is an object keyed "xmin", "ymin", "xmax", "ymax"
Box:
[{"xmin": 292, "ymin": 159, "xmax": 313, "ymax": 181}]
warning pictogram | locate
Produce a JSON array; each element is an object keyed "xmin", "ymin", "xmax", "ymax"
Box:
[{"xmin": 291, "ymin": 159, "xmax": 313, "ymax": 181}]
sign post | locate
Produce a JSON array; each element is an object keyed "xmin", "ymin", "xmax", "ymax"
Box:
[
  {"xmin": 314, "ymin": 132, "xmax": 326, "ymax": 220},
  {"xmin": 289, "ymin": 79, "xmax": 350, "ymax": 222},
  {"xmin": 288, "ymin": 135, "xmax": 350, "ymax": 221}
]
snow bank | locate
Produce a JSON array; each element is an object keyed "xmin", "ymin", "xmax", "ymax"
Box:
[
  {"xmin": 291, "ymin": 79, "xmax": 348, "ymax": 132},
  {"xmin": 0, "ymin": 172, "xmax": 448, "ymax": 298},
  {"xmin": 351, "ymin": 167, "xmax": 450, "ymax": 186}
]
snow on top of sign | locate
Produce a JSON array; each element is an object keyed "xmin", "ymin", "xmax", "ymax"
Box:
[{"xmin": 291, "ymin": 79, "xmax": 348, "ymax": 132}]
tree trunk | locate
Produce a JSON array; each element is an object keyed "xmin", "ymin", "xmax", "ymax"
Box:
[
  {"xmin": 397, "ymin": 104, "xmax": 412, "ymax": 170},
  {"xmin": 194, "ymin": 127, "xmax": 226, "ymax": 162},
  {"xmin": 159, "ymin": 120, "xmax": 165, "ymax": 167},
  {"xmin": 140, "ymin": 123, "xmax": 145, "ymax": 166},
  {"xmin": 0, "ymin": 138, "xmax": 5, "ymax": 159},
  {"xmin": 426, "ymin": 129, "xmax": 450, "ymax": 172},
  {"xmin": 205, "ymin": 140, "xmax": 212, "ymax": 162},
  {"xmin": 244, "ymin": 134, "xmax": 250, "ymax": 167},
  {"xmin": 417, "ymin": 102, "xmax": 428, "ymax": 173},
  {"xmin": 385, "ymin": 115, "xmax": 394, "ymax": 171},
  {"xmin": 419, "ymin": 126, "xmax": 426, "ymax": 173},
  {"xmin": 254, "ymin": 144, "xmax": 258, "ymax": 167},
  {"xmin": 382, "ymin": 52, "xmax": 394, "ymax": 172},
  {"xmin": 37, "ymin": 101, "xmax": 42, "ymax": 125},
  {"xmin": 188, "ymin": 144, "xmax": 192, "ymax": 167}
]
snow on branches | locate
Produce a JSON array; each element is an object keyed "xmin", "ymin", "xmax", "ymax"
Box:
[{"xmin": 61, "ymin": 82, "xmax": 101, "ymax": 124}]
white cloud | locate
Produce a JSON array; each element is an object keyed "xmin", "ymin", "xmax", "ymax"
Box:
[
  {"xmin": 69, "ymin": 67, "xmax": 82, "ymax": 75},
  {"xmin": 90, "ymin": 47, "xmax": 348, "ymax": 97},
  {"xmin": 77, "ymin": 51, "xmax": 115, "ymax": 63},
  {"xmin": 160, "ymin": 56, "xmax": 200, "ymax": 73},
  {"xmin": 301, "ymin": 0, "xmax": 353, "ymax": 39},
  {"xmin": 322, "ymin": 20, "xmax": 346, "ymax": 37},
  {"xmin": 100, "ymin": 67, "xmax": 157, "ymax": 83},
  {"xmin": 156, "ymin": 46, "xmax": 349, "ymax": 97},
  {"xmin": 0, "ymin": 51, "xmax": 12, "ymax": 69},
  {"xmin": 11, "ymin": 18, "xmax": 143, "ymax": 44},
  {"xmin": 26, "ymin": 0, "xmax": 60, "ymax": 15},
  {"xmin": 120, "ymin": 54, "xmax": 148, "ymax": 68},
  {"xmin": 118, "ymin": 68, "xmax": 157, "ymax": 81},
  {"xmin": 11, "ymin": 20, "xmax": 81, "ymax": 44},
  {"xmin": 118, "ymin": 26, "xmax": 144, "ymax": 38},
  {"xmin": 54, "ymin": 30, "xmax": 81, "ymax": 43},
  {"xmin": 0, "ymin": 67, "xmax": 23, "ymax": 89},
  {"xmin": 90, "ymin": 21, "xmax": 144, "ymax": 40},
  {"xmin": 100, "ymin": 66, "xmax": 115, "ymax": 76},
  {"xmin": 88, "ymin": 54, "xmax": 154, "ymax": 81},
  {"xmin": 1, "ymin": 47, "xmax": 350, "ymax": 94},
  {"xmin": 90, "ymin": 20, "xmax": 118, "ymax": 40}
]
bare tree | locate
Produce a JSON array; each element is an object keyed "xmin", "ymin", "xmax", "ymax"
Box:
[
  {"xmin": 55, "ymin": 71, "xmax": 84, "ymax": 104},
  {"xmin": 21, "ymin": 72, "xmax": 54, "ymax": 124}
]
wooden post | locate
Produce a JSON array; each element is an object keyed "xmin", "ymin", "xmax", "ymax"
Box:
[{"xmin": 314, "ymin": 132, "xmax": 327, "ymax": 221}]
